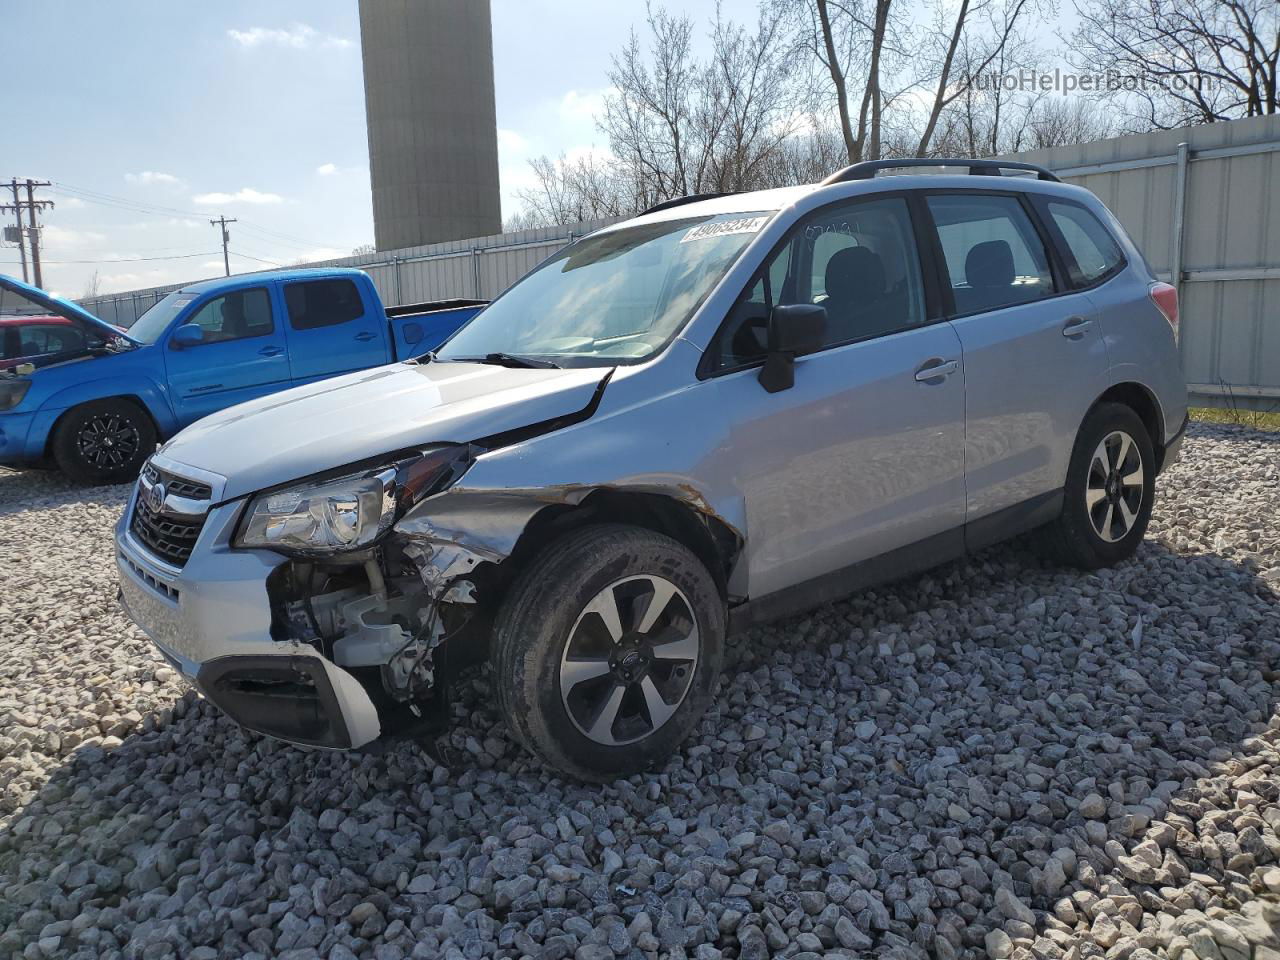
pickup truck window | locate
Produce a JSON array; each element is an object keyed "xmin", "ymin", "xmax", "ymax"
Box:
[
  {"xmin": 435, "ymin": 211, "xmax": 777, "ymax": 367},
  {"xmin": 285, "ymin": 279, "xmax": 364, "ymax": 330},
  {"xmin": 186, "ymin": 288, "xmax": 274, "ymax": 343},
  {"xmin": 127, "ymin": 292, "xmax": 197, "ymax": 344}
]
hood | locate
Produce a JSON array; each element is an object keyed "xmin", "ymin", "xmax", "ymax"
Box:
[
  {"xmin": 160, "ymin": 361, "xmax": 612, "ymax": 500},
  {"xmin": 0, "ymin": 274, "xmax": 140, "ymax": 345}
]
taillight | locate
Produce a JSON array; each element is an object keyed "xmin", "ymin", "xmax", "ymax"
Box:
[{"xmin": 1149, "ymin": 282, "xmax": 1178, "ymax": 336}]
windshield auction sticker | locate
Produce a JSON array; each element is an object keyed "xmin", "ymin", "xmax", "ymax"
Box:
[{"xmin": 680, "ymin": 216, "xmax": 771, "ymax": 244}]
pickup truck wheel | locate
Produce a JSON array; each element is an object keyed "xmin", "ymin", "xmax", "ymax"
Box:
[
  {"xmin": 1035, "ymin": 402, "xmax": 1155, "ymax": 569},
  {"xmin": 491, "ymin": 523, "xmax": 724, "ymax": 782},
  {"xmin": 51, "ymin": 399, "xmax": 156, "ymax": 484}
]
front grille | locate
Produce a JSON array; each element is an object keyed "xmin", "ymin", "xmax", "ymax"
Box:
[
  {"xmin": 141, "ymin": 462, "xmax": 212, "ymax": 500},
  {"xmin": 130, "ymin": 463, "xmax": 211, "ymax": 568}
]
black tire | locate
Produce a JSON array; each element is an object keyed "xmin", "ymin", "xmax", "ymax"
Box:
[
  {"xmin": 491, "ymin": 523, "xmax": 725, "ymax": 782},
  {"xmin": 1035, "ymin": 402, "xmax": 1155, "ymax": 569},
  {"xmin": 51, "ymin": 399, "xmax": 156, "ymax": 484}
]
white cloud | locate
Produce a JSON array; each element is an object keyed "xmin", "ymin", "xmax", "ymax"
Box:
[
  {"xmin": 497, "ymin": 129, "xmax": 529, "ymax": 154},
  {"xmin": 228, "ymin": 24, "xmax": 352, "ymax": 50},
  {"xmin": 315, "ymin": 163, "xmax": 337, "ymax": 176},
  {"xmin": 42, "ymin": 225, "xmax": 108, "ymax": 249},
  {"xmin": 125, "ymin": 171, "xmax": 184, "ymax": 188},
  {"xmin": 560, "ymin": 89, "xmax": 610, "ymax": 125},
  {"xmin": 192, "ymin": 188, "xmax": 284, "ymax": 206},
  {"xmin": 59, "ymin": 197, "xmax": 86, "ymax": 209}
]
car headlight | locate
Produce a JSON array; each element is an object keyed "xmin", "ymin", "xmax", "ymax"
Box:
[
  {"xmin": 235, "ymin": 445, "xmax": 469, "ymax": 557},
  {"xmin": 0, "ymin": 379, "xmax": 31, "ymax": 411}
]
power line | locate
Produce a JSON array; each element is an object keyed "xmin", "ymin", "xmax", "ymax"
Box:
[{"xmin": 0, "ymin": 251, "xmax": 219, "ymax": 265}]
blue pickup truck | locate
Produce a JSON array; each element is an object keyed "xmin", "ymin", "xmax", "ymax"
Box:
[{"xmin": 0, "ymin": 268, "xmax": 484, "ymax": 482}]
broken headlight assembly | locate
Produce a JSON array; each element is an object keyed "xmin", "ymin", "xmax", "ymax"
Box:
[{"xmin": 235, "ymin": 444, "xmax": 470, "ymax": 558}]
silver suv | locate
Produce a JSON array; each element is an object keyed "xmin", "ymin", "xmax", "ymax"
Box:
[{"xmin": 116, "ymin": 159, "xmax": 1187, "ymax": 780}]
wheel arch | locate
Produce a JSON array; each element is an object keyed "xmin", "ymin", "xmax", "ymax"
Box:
[
  {"xmin": 44, "ymin": 393, "xmax": 163, "ymax": 459},
  {"xmin": 1091, "ymin": 381, "xmax": 1167, "ymax": 471},
  {"xmin": 502, "ymin": 489, "xmax": 742, "ymax": 604}
]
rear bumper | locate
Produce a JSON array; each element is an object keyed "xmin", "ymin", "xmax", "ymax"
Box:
[{"xmin": 114, "ymin": 486, "xmax": 380, "ymax": 749}]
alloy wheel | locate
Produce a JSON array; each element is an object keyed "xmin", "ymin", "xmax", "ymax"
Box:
[
  {"xmin": 1086, "ymin": 429, "xmax": 1144, "ymax": 543},
  {"xmin": 77, "ymin": 414, "xmax": 140, "ymax": 470},
  {"xmin": 559, "ymin": 574, "xmax": 699, "ymax": 746}
]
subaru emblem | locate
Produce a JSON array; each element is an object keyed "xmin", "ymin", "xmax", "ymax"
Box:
[{"xmin": 149, "ymin": 482, "xmax": 167, "ymax": 513}]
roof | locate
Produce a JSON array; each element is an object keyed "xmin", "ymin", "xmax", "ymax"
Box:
[
  {"xmin": 616, "ymin": 169, "xmax": 1087, "ymax": 230},
  {"xmin": 179, "ymin": 266, "xmax": 367, "ymax": 295},
  {"xmin": 0, "ymin": 314, "xmax": 73, "ymax": 326}
]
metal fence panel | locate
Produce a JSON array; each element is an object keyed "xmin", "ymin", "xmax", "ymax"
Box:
[{"xmin": 1004, "ymin": 114, "xmax": 1280, "ymax": 407}]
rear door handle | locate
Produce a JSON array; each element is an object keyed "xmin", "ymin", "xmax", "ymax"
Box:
[
  {"xmin": 1062, "ymin": 316, "xmax": 1093, "ymax": 338},
  {"xmin": 915, "ymin": 358, "xmax": 958, "ymax": 382},
  {"xmin": 258, "ymin": 346, "xmax": 282, "ymax": 357},
  {"xmin": 354, "ymin": 331, "xmax": 377, "ymax": 342}
]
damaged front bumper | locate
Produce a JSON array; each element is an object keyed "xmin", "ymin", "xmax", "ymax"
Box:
[{"xmin": 115, "ymin": 489, "xmax": 382, "ymax": 749}]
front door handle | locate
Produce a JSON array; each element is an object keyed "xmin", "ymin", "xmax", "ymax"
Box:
[
  {"xmin": 1062, "ymin": 316, "xmax": 1093, "ymax": 338},
  {"xmin": 354, "ymin": 331, "xmax": 377, "ymax": 342},
  {"xmin": 258, "ymin": 345, "xmax": 282, "ymax": 357},
  {"xmin": 914, "ymin": 358, "xmax": 958, "ymax": 382}
]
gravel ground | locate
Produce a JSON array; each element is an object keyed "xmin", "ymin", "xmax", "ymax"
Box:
[{"xmin": 1, "ymin": 422, "xmax": 1279, "ymax": 960}]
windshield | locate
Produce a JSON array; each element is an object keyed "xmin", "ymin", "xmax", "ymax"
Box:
[
  {"xmin": 127, "ymin": 291, "xmax": 197, "ymax": 344},
  {"xmin": 435, "ymin": 211, "xmax": 776, "ymax": 366}
]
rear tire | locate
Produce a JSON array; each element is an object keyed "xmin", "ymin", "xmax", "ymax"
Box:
[
  {"xmin": 51, "ymin": 399, "xmax": 155, "ymax": 484},
  {"xmin": 1035, "ymin": 402, "xmax": 1155, "ymax": 569},
  {"xmin": 491, "ymin": 523, "xmax": 724, "ymax": 781}
]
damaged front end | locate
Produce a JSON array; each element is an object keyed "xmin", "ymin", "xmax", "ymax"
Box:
[{"xmin": 252, "ymin": 444, "xmax": 492, "ymax": 740}]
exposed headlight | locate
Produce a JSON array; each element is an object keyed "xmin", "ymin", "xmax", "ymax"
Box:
[
  {"xmin": 0, "ymin": 380, "xmax": 31, "ymax": 411},
  {"xmin": 235, "ymin": 445, "xmax": 469, "ymax": 557}
]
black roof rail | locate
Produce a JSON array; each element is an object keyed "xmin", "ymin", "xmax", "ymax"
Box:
[
  {"xmin": 641, "ymin": 192, "xmax": 738, "ymax": 215},
  {"xmin": 821, "ymin": 158, "xmax": 1061, "ymax": 185}
]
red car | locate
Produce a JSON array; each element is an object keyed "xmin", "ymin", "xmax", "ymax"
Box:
[{"xmin": 0, "ymin": 314, "xmax": 124, "ymax": 369}]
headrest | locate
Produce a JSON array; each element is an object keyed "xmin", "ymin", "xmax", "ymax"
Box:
[
  {"xmin": 965, "ymin": 240, "xmax": 1015, "ymax": 288},
  {"xmin": 825, "ymin": 246, "xmax": 885, "ymax": 302}
]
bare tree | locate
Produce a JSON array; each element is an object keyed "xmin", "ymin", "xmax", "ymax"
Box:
[
  {"xmin": 787, "ymin": 0, "xmax": 901, "ymax": 162},
  {"xmin": 914, "ymin": 0, "xmax": 1033, "ymax": 156},
  {"xmin": 81, "ymin": 270, "xmax": 102, "ymax": 300},
  {"xmin": 1070, "ymin": 0, "xmax": 1278, "ymax": 128},
  {"xmin": 517, "ymin": 3, "xmax": 809, "ymax": 222}
]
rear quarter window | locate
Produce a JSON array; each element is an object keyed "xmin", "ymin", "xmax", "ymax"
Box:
[
  {"xmin": 1043, "ymin": 200, "xmax": 1126, "ymax": 287},
  {"xmin": 285, "ymin": 279, "xmax": 364, "ymax": 330}
]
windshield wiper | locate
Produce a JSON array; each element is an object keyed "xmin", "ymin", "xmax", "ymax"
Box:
[{"xmin": 450, "ymin": 352, "xmax": 561, "ymax": 369}]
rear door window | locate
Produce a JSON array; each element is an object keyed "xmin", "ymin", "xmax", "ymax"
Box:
[
  {"xmin": 927, "ymin": 194, "xmax": 1055, "ymax": 315},
  {"xmin": 284, "ymin": 279, "xmax": 364, "ymax": 331},
  {"xmin": 1043, "ymin": 200, "xmax": 1125, "ymax": 287}
]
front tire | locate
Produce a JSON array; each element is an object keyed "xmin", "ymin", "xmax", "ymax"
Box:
[
  {"xmin": 491, "ymin": 523, "xmax": 724, "ymax": 781},
  {"xmin": 51, "ymin": 399, "xmax": 155, "ymax": 484},
  {"xmin": 1036, "ymin": 402, "xmax": 1155, "ymax": 569}
]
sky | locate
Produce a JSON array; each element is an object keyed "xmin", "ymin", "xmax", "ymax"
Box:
[
  {"xmin": 3, "ymin": 0, "xmax": 1073, "ymax": 300},
  {"xmin": 0, "ymin": 0, "xmax": 761, "ymax": 299}
]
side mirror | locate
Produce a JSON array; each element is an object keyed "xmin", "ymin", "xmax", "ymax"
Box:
[
  {"xmin": 758, "ymin": 303, "xmax": 826, "ymax": 393},
  {"xmin": 171, "ymin": 324, "xmax": 204, "ymax": 349}
]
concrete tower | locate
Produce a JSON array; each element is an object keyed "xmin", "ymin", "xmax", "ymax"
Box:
[{"xmin": 358, "ymin": 0, "xmax": 502, "ymax": 250}]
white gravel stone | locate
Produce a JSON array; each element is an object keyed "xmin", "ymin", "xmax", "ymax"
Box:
[{"xmin": 1, "ymin": 422, "xmax": 1279, "ymax": 959}]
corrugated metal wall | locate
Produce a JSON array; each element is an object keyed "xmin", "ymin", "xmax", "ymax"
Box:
[
  {"xmin": 80, "ymin": 115, "xmax": 1280, "ymax": 409},
  {"xmin": 1003, "ymin": 114, "xmax": 1280, "ymax": 409},
  {"xmin": 78, "ymin": 217, "xmax": 621, "ymax": 327}
]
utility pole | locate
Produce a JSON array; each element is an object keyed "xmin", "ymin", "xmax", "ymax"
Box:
[
  {"xmin": 6, "ymin": 179, "xmax": 29, "ymax": 283},
  {"xmin": 1, "ymin": 180, "xmax": 52, "ymax": 287},
  {"xmin": 24, "ymin": 180, "xmax": 53, "ymax": 289},
  {"xmin": 209, "ymin": 215, "xmax": 236, "ymax": 276}
]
